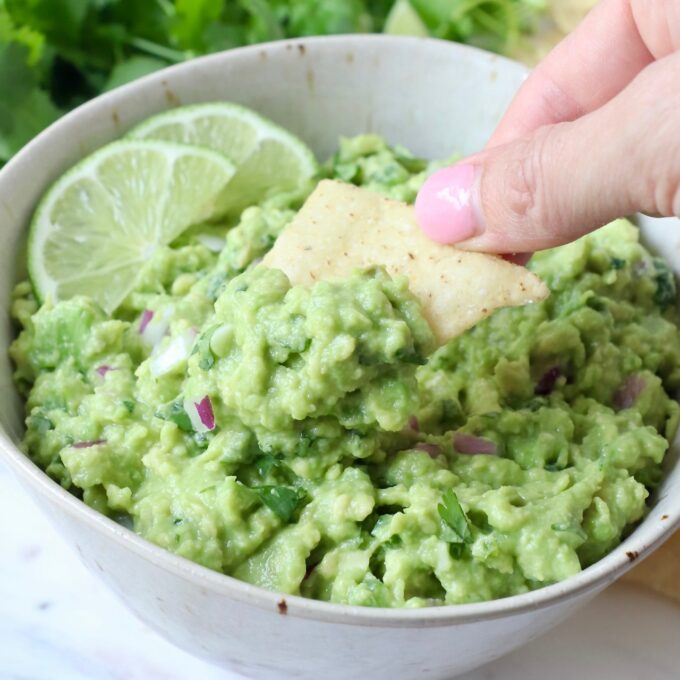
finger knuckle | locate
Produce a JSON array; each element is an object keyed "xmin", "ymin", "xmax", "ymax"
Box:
[{"xmin": 503, "ymin": 128, "xmax": 554, "ymax": 231}]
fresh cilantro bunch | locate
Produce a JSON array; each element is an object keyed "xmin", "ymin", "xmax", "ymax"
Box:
[{"xmin": 0, "ymin": 0, "xmax": 544, "ymax": 167}]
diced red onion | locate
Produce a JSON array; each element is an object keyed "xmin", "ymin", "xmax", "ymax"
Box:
[
  {"xmin": 72, "ymin": 439, "xmax": 106, "ymax": 449},
  {"xmin": 613, "ymin": 374, "xmax": 646, "ymax": 410},
  {"xmin": 535, "ymin": 366, "xmax": 562, "ymax": 396},
  {"xmin": 187, "ymin": 395, "xmax": 216, "ymax": 432},
  {"xmin": 139, "ymin": 309, "xmax": 154, "ymax": 334},
  {"xmin": 197, "ymin": 234, "xmax": 226, "ymax": 253},
  {"xmin": 415, "ymin": 442, "xmax": 441, "ymax": 458},
  {"xmin": 408, "ymin": 415, "xmax": 420, "ymax": 432},
  {"xmin": 140, "ymin": 308, "xmax": 172, "ymax": 348},
  {"xmin": 453, "ymin": 433, "xmax": 497, "ymax": 455},
  {"xmin": 95, "ymin": 365, "xmax": 116, "ymax": 377}
]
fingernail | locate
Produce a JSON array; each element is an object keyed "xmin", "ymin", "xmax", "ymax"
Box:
[{"xmin": 415, "ymin": 164, "xmax": 481, "ymax": 244}]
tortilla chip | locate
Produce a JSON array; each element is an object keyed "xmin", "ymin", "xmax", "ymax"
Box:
[
  {"xmin": 262, "ymin": 180, "xmax": 548, "ymax": 344},
  {"xmin": 623, "ymin": 530, "xmax": 680, "ymax": 604}
]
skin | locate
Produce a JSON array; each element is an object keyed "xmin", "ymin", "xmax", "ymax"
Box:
[{"xmin": 415, "ymin": 0, "xmax": 680, "ymax": 254}]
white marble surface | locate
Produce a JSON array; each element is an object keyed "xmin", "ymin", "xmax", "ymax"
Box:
[{"xmin": 1, "ymin": 460, "xmax": 679, "ymax": 680}]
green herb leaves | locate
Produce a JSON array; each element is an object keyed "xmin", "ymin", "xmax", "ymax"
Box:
[
  {"xmin": 192, "ymin": 326, "xmax": 217, "ymax": 370},
  {"xmin": 156, "ymin": 400, "xmax": 193, "ymax": 432},
  {"xmin": 0, "ymin": 1, "xmax": 545, "ymax": 167},
  {"xmin": 438, "ymin": 488, "xmax": 472, "ymax": 547},
  {"xmin": 255, "ymin": 485, "xmax": 306, "ymax": 523},
  {"xmin": 653, "ymin": 257, "xmax": 676, "ymax": 309}
]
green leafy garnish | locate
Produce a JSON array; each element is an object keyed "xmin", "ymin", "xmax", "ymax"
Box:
[
  {"xmin": 254, "ymin": 452, "xmax": 295, "ymax": 480},
  {"xmin": 192, "ymin": 326, "xmax": 216, "ymax": 370},
  {"xmin": 438, "ymin": 489, "xmax": 472, "ymax": 544},
  {"xmin": 653, "ymin": 257, "xmax": 676, "ymax": 308},
  {"xmin": 0, "ymin": 1, "xmax": 545, "ymax": 167},
  {"xmin": 255, "ymin": 485, "xmax": 306, "ymax": 523},
  {"xmin": 29, "ymin": 413, "xmax": 53, "ymax": 434},
  {"xmin": 156, "ymin": 400, "xmax": 193, "ymax": 432}
]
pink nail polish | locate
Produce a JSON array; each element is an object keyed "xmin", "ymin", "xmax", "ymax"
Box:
[{"xmin": 415, "ymin": 164, "xmax": 481, "ymax": 244}]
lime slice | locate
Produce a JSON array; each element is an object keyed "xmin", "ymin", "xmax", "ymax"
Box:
[
  {"xmin": 127, "ymin": 103, "xmax": 319, "ymax": 216},
  {"xmin": 28, "ymin": 140, "xmax": 236, "ymax": 313},
  {"xmin": 384, "ymin": 0, "xmax": 430, "ymax": 37}
]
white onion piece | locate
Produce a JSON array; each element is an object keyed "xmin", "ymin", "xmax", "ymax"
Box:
[
  {"xmin": 141, "ymin": 308, "xmax": 172, "ymax": 348},
  {"xmin": 150, "ymin": 329, "xmax": 196, "ymax": 377},
  {"xmin": 197, "ymin": 234, "xmax": 226, "ymax": 253}
]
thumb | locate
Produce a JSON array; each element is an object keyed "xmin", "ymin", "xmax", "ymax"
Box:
[{"xmin": 415, "ymin": 57, "xmax": 680, "ymax": 253}]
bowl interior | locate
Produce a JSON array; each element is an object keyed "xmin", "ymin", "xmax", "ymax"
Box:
[{"xmin": 0, "ymin": 36, "xmax": 679, "ymax": 621}]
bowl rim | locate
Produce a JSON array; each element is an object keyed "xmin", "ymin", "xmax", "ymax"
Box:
[{"xmin": 1, "ymin": 34, "xmax": 679, "ymax": 628}]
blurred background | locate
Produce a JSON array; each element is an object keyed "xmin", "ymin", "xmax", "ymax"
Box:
[{"xmin": 0, "ymin": 0, "xmax": 596, "ymax": 169}]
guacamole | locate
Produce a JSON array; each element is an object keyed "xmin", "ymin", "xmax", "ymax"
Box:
[{"xmin": 10, "ymin": 135, "xmax": 680, "ymax": 607}]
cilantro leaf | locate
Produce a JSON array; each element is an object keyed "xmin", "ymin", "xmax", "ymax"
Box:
[
  {"xmin": 254, "ymin": 452, "xmax": 284, "ymax": 477},
  {"xmin": 104, "ymin": 55, "xmax": 168, "ymax": 91},
  {"xmin": 29, "ymin": 413, "xmax": 54, "ymax": 434},
  {"xmin": 255, "ymin": 485, "xmax": 305, "ymax": 523},
  {"xmin": 438, "ymin": 489, "xmax": 472, "ymax": 544},
  {"xmin": 192, "ymin": 326, "xmax": 217, "ymax": 370},
  {"xmin": 0, "ymin": 41, "xmax": 62, "ymax": 162},
  {"xmin": 653, "ymin": 257, "xmax": 676, "ymax": 308},
  {"xmin": 0, "ymin": 1, "xmax": 546, "ymax": 168},
  {"xmin": 156, "ymin": 400, "xmax": 193, "ymax": 433}
]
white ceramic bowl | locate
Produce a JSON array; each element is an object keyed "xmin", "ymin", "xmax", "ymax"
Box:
[{"xmin": 1, "ymin": 36, "xmax": 679, "ymax": 680}]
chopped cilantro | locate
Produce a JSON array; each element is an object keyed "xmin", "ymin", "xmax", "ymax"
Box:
[
  {"xmin": 653, "ymin": 257, "xmax": 676, "ymax": 308},
  {"xmin": 0, "ymin": 3, "xmax": 546, "ymax": 168},
  {"xmin": 192, "ymin": 326, "xmax": 216, "ymax": 370},
  {"xmin": 29, "ymin": 413, "xmax": 53, "ymax": 434},
  {"xmin": 156, "ymin": 400, "xmax": 193, "ymax": 433},
  {"xmin": 255, "ymin": 485, "xmax": 306, "ymax": 523},
  {"xmin": 395, "ymin": 347, "xmax": 426, "ymax": 365},
  {"xmin": 255, "ymin": 453, "xmax": 285, "ymax": 478},
  {"xmin": 438, "ymin": 489, "xmax": 472, "ymax": 544}
]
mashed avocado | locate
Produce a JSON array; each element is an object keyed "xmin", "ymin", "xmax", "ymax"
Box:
[{"xmin": 10, "ymin": 135, "xmax": 680, "ymax": 607}]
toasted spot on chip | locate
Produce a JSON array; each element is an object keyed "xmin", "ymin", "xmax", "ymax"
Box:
[{"xmin": 262, "ymin": 180, "xmax": 549, "ymax": 344}]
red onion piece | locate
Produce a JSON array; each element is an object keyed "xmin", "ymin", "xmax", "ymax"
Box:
[
  {"xmin": 613, "ymin": 374, "xmax": 646, "ymax": 410},
  {"xmin": 139, "ymin": 309, "xmax": 154, "ymax": 334},
  {"xmin": 96, "ymin": 365, "xmax": 116, "ymax": 377},
  {"xmin": 453, "ymin": 433, "xmax": 497, "ymax": 455},
  {"xmin": 194, "ymin": 396, "xmax": 215, "ymax": 431},
  {"xmin": 535, "ymin": 366, "xmax": 562, "ymax": 396},
  {"xmin": 414, "ymin": 442, "xmax": 441, "ymax": 458},
  {"xmin": 72, "ymin": 439, "xmax": 106, "ymax": 449},
  {"xmin": 408, "ymin": 415, "xmax": 420, "ymax": 433}
]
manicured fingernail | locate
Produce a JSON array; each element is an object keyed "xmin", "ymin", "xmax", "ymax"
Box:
[{"xmin": 415, "ymin": 164, "xmax": 481, "ymax": 244}]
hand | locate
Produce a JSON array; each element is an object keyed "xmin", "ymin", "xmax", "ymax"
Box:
[{"xmin": 415, "ymin": 0, "xmax": 680, "ymax": 255}]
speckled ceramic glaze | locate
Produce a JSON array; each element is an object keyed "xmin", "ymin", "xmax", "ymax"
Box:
[{"xmin": 0, "ymin": 36, "xmax": 678, "ymax": 680}]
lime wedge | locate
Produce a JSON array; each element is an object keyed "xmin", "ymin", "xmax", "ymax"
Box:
[
  {"xmin": 384, "ymin": 0, "xmax": 430, "ymax": 37},
  {"xmin": 28, "ymin": 140, "xmax": 236, "ymax": 313},
  {"xmin": 127, "ymin": 103, "xmax": 319, "ymax": 216}
]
